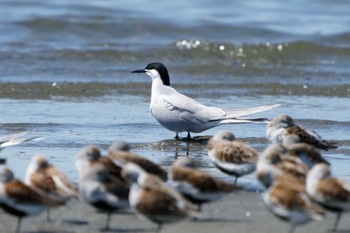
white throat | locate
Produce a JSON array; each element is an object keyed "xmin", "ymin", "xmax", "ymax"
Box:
[
  {"xmin": 148, "ymin": 70, "xmax": 165, "ymax": 111},
  {"xmin": 146, "ymin": 69, "xmax": 161, "ymax": 81}
]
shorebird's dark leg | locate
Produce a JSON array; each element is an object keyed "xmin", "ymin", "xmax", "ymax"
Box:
[
  {"xmin": 187, "ymin": 132, "xmax": 191, "ymax": 139},
  {"xmin": 16, "ymin": 217, "xmax": 22, "ymax": 233},
  {"xmin": 155, "ymin": 223, "xmax": 163, "ymax": 233},
  {"xmin": 288, "ymin": 225, "xmax": 296, "ymax": 233},
  {"xmin": 46, "ymin": 208, "xmax": 51, "ymax": 222},
  {"xmin": 175, "ymin": 133, "xmax": 179, "ymax": 140},
  {"xmin": 332, "ymin": 212, "xmax": 342, "ymax": 232},
  {"xmin": 233, "ymin": 176, "xmax": 238, "ymax": 186},
  {"xmin": 104, "ymin": 212, "xmax": 112, "ymax": 230}
]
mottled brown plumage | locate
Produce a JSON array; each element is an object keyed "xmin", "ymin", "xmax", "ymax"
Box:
[
  {"xmin": 136, "ymin": 187, "xmax": 189, "ymax": 220},
  {"xmin": 316, "ymin": 177, "xmax": 349, "ymax": 202},
  {"xmin": 77, "ymin": 163, "xmax": 130, "ymax": 230},
  {"xmin": 0, "ymin": 166, "xmax": 63, "ymax": 233},
  {"xmin": 75, "ymin": 145, "xmax": 123, "ymax": 180},
  {"xmin": 5, "ymin": 180, "xmax": 62, "ymax": 206},
  {"xmin": 26, "ymin": 156, "xmax": 78, "ymax": 200},
  {"xmin": 275, "ymin": 156, "xmax": 309, "ymax": 184},
  {"xmin": 264, "ymin": 174, "xmax": 324, "ymax": 233},
  {"xmin": 306, "ymin": 163, "xmax": 350, "ymax": 231},
  {"xmin": 286, "ymin": 143, "xmax": 329, "ymax": 166},
  {"xmin": 267, "ymin": 114, "xmax": 337, "ymax": 151},
  {"xmin": 208, "ymin": 130, "xmax": 259, "ymax": 185},
  {"xmin": 171, "ymin": 166, "xmax": 236, "ymax": 193},
  {"xmin": 286, "ymin": 125, "xmax": 336, "ymax": 150},
  {"xmin": 123, "ymin": 163, "xmax": 197, "ymax": 232},
  {"xmin": 93, "ymin": 157, "xmax": 122, "ymax": 178},
  {"xmin": 212, "ymin": 141, "xmax": 258, "ymax": 164},
  {"xmin": 108, "ymin": 142, "xmax": 167, "ymax": 181}
]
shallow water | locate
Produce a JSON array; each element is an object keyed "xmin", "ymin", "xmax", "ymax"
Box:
[{"xmin": 0, "ymin": 0, "xmax": 349, "ymax": 186}]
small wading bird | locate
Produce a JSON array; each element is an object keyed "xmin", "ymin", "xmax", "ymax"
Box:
[
  {"xmin": 0, "ymin": 131, "xmax": 42, "ymax": 152},
  {"xmin": 0, "ymin": 166, "xmax": 63, "ymax": 233},
  {"xmin": 25, "ymin": 155, "xmax": 79, "ymax": 221},
  {"xmin": 122, "ymin": 163, "xmax": 199, "ymax": 233},
  {"xmin": 168, "ymin": 156, "xmax": 237, "ymax": 211},
  {"xmin": 108, "ymin": 141, "xmax": 168, "ymax": 181},
  {"xmin": 267, "ymin": 114, "xmax": 337, "ymax": 150},
  {"xmin": 306, "ymin": 163, "xmax": 350, "ymax": 232},
  {"xmin": 263, "ymin": 173, "xmax": 324, "ymax": 233},
  {"xmin": 131, "ymin": 62, "xmax": 280, "ymax": 139},
  {"xmin": 77, "ymin": 164, "xmax": 130, "ymax": 231},
  {"xmin": 75, "ymin": 145, "xmax": 129, "ymax": 230},
  {"xmin": 207, "ymin": 130, "xmax": 259, "ymax": 185}
]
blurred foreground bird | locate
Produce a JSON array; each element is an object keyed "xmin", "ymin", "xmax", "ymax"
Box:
[
  {"xmin": 169, "ymin": 156, "xmax": 237, "ymax": 211},
  {"xmin": 307, "ymin": 163, "xmax": 350, "ymax": 232},
  {"xmin": 0, "ymin": 131, "xmax": 43, "ymax": 152},
  {"xmin": 122, "ymin": 163, "xmax": 199, "ymax": 233},
  {"xmin": 263, "ymin": 173, "xmax": 324, "ymax": 233},
  {"xmin": 108, "ymin": 141, "xmax": 167, "ymax": 181},
  {"xmin": 267, "ymin": 114, "xmax": 337, "ymax": 150},
  {"xmin": 25, "ymin": 154, "xmax": 79, "ymax": 221},
  {"xmin": 75, "ymin": 145, "xmax": 130, "ymax": 230},
  {"xmin": 256, "ymin": 143, "xmax": 309, "ymax": 187},
  {"xmin": 0, "ymin": 166, "xmax": 63, "ymax": 233}
]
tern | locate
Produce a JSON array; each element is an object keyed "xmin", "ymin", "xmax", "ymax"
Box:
[{"xmin": 132, "ymin": 62, "xmax": 280, "ymax": 139}]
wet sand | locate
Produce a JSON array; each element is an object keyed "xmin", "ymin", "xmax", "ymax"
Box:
[{"xmin": 0, "ymin": 189, "xmax": 348, "ymax": 233}]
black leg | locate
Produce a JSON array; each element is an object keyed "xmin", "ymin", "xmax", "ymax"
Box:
[
  {"xmin": 16, "ymin": 217, "xmax": 22, "ymax": 233},
  {"xmin": 155, "ymin": 224, "xmax": 163, "ymax": 233},
  {"xmin": 175, "ymin": 133, "xmax": 179, "ymax": 140},
  {"xmin": 104, "ymin": 212, "xmax": 112, "ymax": 231},
  {"xmin": 233, "ymin": 176, "xmax": 238, "ymax": 186},
  {"xmin": 332, "ymin": 212, "xmax": 342, "ymax": 232},
  {"xmin": 46, "ymin": 208, "xmax": 51, "ymax": 222},
  {"xmin": 288, "ymin": 225, "xmax": 296, "ymax": 233},
  {"xmin": 187, "ymin": 132, "xmax": 191, "ymax": 139}
]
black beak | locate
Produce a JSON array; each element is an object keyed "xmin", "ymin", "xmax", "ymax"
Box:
[{"xmin": 131, "ymin": 69, "xmax": 146, "ymax": 73}]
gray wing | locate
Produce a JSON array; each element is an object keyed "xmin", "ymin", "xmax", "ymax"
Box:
[{"xmin": 161, "ymin": 87, "xmax": 226, "ymax": 122}]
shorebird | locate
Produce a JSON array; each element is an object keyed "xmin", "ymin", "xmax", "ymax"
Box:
[
  {"xmin": 267, "ymin": 114, "xmax": 337, "ymax": 150},
  {"xmin": 0, "ymin": 131, "xmax": 42, "ymax": 152},
  {"xmin": 256, "ymin": 144, "xmax": 309, "ymax": 187},
  {"xmin": 283, "ymin": 135, "xmax": 330, "ymax": 167},
  {"xmin": 75, "ymin": 145, "xmax": 129, "ymax": 230},
  {"xmin": 75, "ymin": 145, "xmax": 122, "ymax": 179},
  {"xmin": 306, "ymin": 163, "xmax": 350, "ymax": 232},
  {"xmin": 77, "ymin": 163, "xmax": 130, "ymax": 230},
  {"xmin": 0, "ymin": 166, "xmax": 62, "ymax": 233},
  {"xmin": 207, "ymin": 130, "xmax": 259, "ymax": 185},
  {"xmin": 168, "ymin": 156, "xmax": 237, "ymax": 211},
  {"xmin": 25, "ymin": 154, "xmax": 79, "ymax": 221},
  {"xmin": 131, "ymin": 62, "xmax": 279, "ymax": 139},
  {"xmin": 108, "ymin": 141, "xmax": 168, "ymax": 181},
  {"xmin": 263, "ymin": 173, "xmax": 324, "ymax": 233},
  {"xmin": 122, "ymin": 163, "xmax": 198, "ymax": 233}
]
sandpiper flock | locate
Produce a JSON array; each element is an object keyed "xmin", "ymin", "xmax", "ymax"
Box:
[{"xmin": 0, "ymin": 114, "xmax": 347, "ymax": 233}]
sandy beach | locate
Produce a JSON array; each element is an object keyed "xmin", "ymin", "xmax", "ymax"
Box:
[{"xmin": 0, "ymin": 189, "xmax": 348, "ymax": 233}]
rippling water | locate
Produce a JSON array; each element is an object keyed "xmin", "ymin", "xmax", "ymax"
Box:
[{"xmin": 1, "ymin": 0, "xmax": 349, "ymax": 185}]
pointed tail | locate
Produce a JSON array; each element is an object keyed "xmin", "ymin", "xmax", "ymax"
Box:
[
  {"xmin": 213, "ymin": 103, "xmax": 280, "ymax": 125},
  {"xmin": 224, "ymin": 104, "xmax": 281, "ymax": 119},
  {"xmin": 219, "ymin": 118, "xmax": 270, "ymax": 124}
]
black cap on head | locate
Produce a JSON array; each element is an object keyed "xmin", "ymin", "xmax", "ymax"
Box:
[
  {"xmin": 132, "ymin": 62, "xmax": 170, "ymax": 86},
  {"xmin": 145, "ymin": 62, "xmax": 170, "ymax": 86}
]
